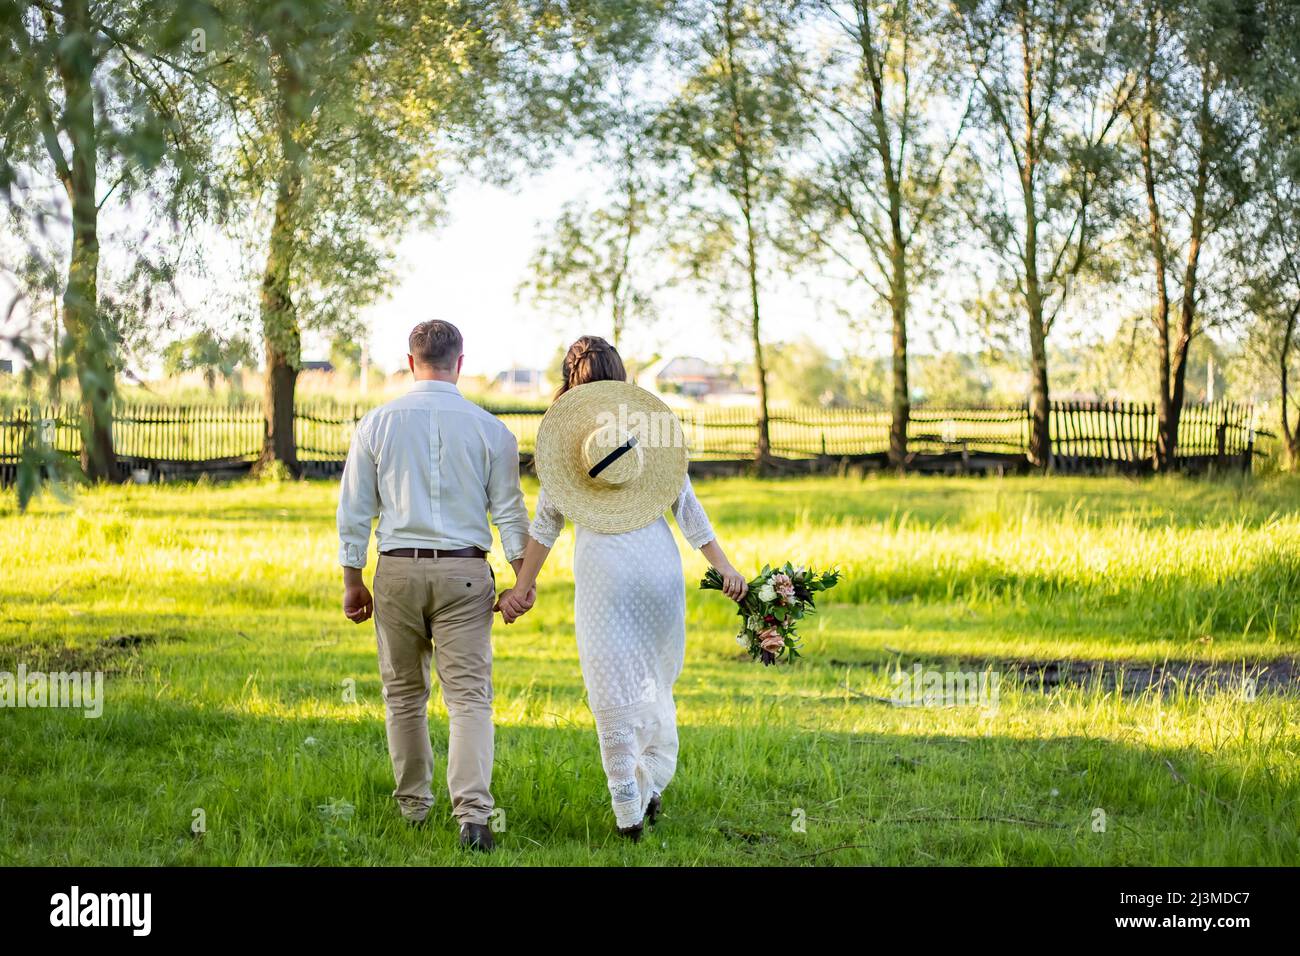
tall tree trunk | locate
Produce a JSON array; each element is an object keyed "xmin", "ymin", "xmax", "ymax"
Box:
[
  {"xmin": 857, "ymin": 0, "xmax": 910, "ymax": 470},
  {"xmin": 721, "ymin": 0, "xmax": 771, "ymax": 471},
  {"xmin": 1137, "ymin": 11, "xmax": 1176, "ymax": 471},
  {"xmin": 611, "ymin": 168, "xmax": 636, "ymax": 350},
  {"xmin": 1154, "ymin": 299, "xmax": 1174, "ymax": 468},
  {"xmin": 609, "ymin": 249, "xmax": 625, "ymax": 349},
  {"xmin": 1162, "ymin": 71, "xmax": 1212, "ymax": 467},
  {"xmin": 1165, "ymin": 310, "xmax": 1193, "ymax": 466},
  {"xmin": 1026, "ymin": 296, "xmax": 1051, "ymax": 468},
  {"xmin": 1281, "ymin": 297, "xmax": 1299, "ymax": 471},
  {"xmin": 57, "ymin": 0, "xmax": 116, "ymax": 481},
  {"xmin": 884, "ymin": 175, "xmax": 909, "ymax": 471},
  {"xmin": 888, "ymin": 285, "xmax": 909, "ymax": 470},
  {"xmin": 1020, "ymin": 14, "xmax": 1051, "ymax": 469},
  {"xmin": 257, "ymin": 162, "xmax": 302, "ymax": 475},
  {"xmin": 609, "ymin": 278, "xmax": 625, "ymax": 351},
  {"xmin": 744, "ymin": 205, "xmax": 772, "ymax": 469},
  {"xmin": 257, "ymin": 48, "xmax": 306, "ymax": 477}
]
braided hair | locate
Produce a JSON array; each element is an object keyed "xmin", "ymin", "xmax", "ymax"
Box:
[{"xmin": 556, "ymin": 336, "xmax": 627, "ymax": 397}]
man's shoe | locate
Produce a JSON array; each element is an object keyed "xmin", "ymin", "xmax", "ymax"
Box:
[{"xmin": 459, "ymin": 822, "xmax": 495, "ymax": 852}]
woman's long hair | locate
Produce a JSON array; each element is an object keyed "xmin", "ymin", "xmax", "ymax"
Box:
[{"xmin": 555, "ymin": 336, "xmax": 627, "ymax": 398}]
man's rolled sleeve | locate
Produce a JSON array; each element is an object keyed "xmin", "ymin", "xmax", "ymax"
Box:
[
  {"xmin": 487, "ymin": 428, "xmax": 529, "ymax": 562},
  {"xmin": 337, "ymin": 417, "xmax": 379, "ymax": 568}
]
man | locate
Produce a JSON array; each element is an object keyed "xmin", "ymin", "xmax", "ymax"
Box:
[{"xmin": 337, "ymin": 320, "xmax": 534, "ymax": 852}]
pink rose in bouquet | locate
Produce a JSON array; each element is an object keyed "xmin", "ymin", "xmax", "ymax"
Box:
[{"xmin": 758, "ymin": 628, "xmax": 785, "ymax": 654}]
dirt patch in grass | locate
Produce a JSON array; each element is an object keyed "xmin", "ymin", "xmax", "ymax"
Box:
[
  {"xmin": 0, "ymin": 633, "xmax": 167, "ymax": 674},
  {"xmin": 829, "ymin": 654, "xmax": 1300, "ymax": 696},
  {"xmin": 993, "ymin": 657, "xmax": 1298, "ymax": 696}
]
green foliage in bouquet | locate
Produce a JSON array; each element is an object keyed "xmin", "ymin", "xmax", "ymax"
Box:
[{"xmin": 701, "ymin": 562, "xmax": 841, "ymax": 665}]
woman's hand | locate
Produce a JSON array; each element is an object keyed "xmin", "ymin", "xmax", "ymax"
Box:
[
  {"xmin": 717, "ymin": 565, "xmax": 749, "ymax": 602},
  {"xmin": 701, "ymin": 541, "xmax": 749, "ymax": 602},
  {"xmin": 495, "ymin": 585, "xmax": 536, "ymax": 624}
]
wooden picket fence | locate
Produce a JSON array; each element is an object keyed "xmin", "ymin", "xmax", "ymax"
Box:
[
  {"xmin": 1048, "ymin": 401, "xmax": 1258, "ymax": 473},
  {"xmin": 0, "ymin": 397, "xmax": 1264, "ymax": 484},
  {"xmin": 0, "ymin": 400, "xmax": 369, "ymax": 482}
]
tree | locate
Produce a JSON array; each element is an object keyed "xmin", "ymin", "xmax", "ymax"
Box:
[
  {"xmin": 0, "ymin": 0, "xmax": 221, "ymax": 481},
  {"xmin": 1249, "ymin": 241, "xmax": 1300, "ymax": 469},
  {"xmin": 951, "ymin": 0, "xmax": 1135, "ymax": 467},
  {"xmin": 766, "ymin": 337, "xmax": 885, "ymax": 406},
  {"xmin": 912, "ymin": 351, "xmax": 996, "ymax": 406},
  {"xmin": 1234, "ymin": 0, "xmax": 1300, "ymax": 469},
  {"xmin": 162, "ymin": 330, "xmax": 254, "ymax": 392},
  {"xmin": 211, "ymin": 0, "xmax": 458, "ymax": 473},
  {"xmin": 1121, "ymin": 0, "xmax": 1253, "ymax": 469},
  {"xmin": 212, "ymin": 0, "xmax": 661, "ymax": 475},
  {"xmin": 522, "ymin": 85, "xmax": 662, "ymax": 349},
  {"xmin": 785, "ymin": 0, "xmax": 970, "ymax": 468},
  {"xmin": 656, "ymin": 0, "xmax": 806, "ymax": 469},
  {"xmin": 328, "ymin": 334, "xmax": 361, "ymax": 381}
]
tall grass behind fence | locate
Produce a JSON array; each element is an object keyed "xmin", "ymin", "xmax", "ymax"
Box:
[{"xmin": 0, "ymin": 398, "xmax": 1267, "ymax": 478}]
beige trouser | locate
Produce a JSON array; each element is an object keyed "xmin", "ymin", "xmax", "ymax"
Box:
[{"xmin": 372, "ymin": 553, "xmax": 496, "ymax": 825}]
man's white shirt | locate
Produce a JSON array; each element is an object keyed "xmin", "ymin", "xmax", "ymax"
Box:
[{"xmin": 337, "ymin": 380, "xmax": 529, "ymax": 568}]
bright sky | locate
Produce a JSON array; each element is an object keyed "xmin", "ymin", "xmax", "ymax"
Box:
[
  {"xmin": 352, "ymin": 161, "xmax": 874, "ymax": 379},
  {"xmin": 354, "ymin": 166, "xmax": 624, "ymax": 378}
]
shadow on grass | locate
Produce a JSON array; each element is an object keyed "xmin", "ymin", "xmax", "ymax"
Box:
[{"xmin": 0, "ymin": 679, "xmax": 1295, "ymax": 866}]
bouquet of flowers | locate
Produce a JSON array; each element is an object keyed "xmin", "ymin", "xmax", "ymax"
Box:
[{"xmin": 701, "ymin": 562, "xmax": 841, "ymax": 665}]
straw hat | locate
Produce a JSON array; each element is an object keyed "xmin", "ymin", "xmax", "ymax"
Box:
[{"xmin": 533, "ymin": 380, "xmax": 689, "ymax": 534}]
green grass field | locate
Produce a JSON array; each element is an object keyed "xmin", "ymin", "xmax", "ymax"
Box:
[{"xmin": 1, "ymin": 474, "xmax": 1297, "ymax": 865}]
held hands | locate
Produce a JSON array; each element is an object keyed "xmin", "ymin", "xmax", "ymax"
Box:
[
  {"xmin": 345, "ymin": 579, "xmax": 534, "ymax": 625},
  {"xmin": 495, "ymin": 585, "xmax": 536, "ymax": 624},
  {"xmin": 343, "ymin": 583, "xmax": 374, "ymax": 623}
]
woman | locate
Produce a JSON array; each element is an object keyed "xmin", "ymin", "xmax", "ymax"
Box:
[{"xmin": 497, "ymin": 336, "xmax": 748, "ymax": 841}]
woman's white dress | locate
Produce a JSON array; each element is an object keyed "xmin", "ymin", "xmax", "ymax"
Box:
[{"xmin": 528, "ymin": 476, "xmax": 716, "ymax": 828}]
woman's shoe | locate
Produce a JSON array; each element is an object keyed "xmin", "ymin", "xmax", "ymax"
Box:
[
  {"xmin": 617, "ymin": 823, "xmax": 644, "ymax": 843},
  {"xmin": 646, "ymin": 793, "xmax": 662, "ymax": 826}
]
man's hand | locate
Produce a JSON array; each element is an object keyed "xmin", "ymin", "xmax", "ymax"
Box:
[
  {"xmin": 494, "ymin": 586, "xmax": 536, "ymax": 624},
  {"xmin": 343, "ymin": 582, "xmax": 374, "ymax": 623}
]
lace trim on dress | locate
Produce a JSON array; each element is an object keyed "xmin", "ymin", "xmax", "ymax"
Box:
[
  {"xmin": 671, "ymin": 475, "xmax": 715, "ymax": 549},
  {"xmin": 598, "ymin": 715, "xmax": 651, "ymax": 827},
  {"xmin": 528, "ymin": 487, "xmax": 566, "ymax": 547}
]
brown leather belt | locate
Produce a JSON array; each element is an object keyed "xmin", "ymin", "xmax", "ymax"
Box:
[{"xmin": 380, "ymin": 547, "xmax": 486, "ymax": 560}]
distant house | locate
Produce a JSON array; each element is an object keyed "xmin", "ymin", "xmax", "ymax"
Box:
[
  {"xmin": 0, "ymin": 359, "xmax": 12, "ymax": 375},
  {"xmin": 493, "ymin": 367, "xmax": 550, "ymax": 397},
  {"xmin": 300, "ymin": 360, "xmax": 335, "ymax": 373},
  {"xmin": 638, "ymin": 356, "xmax": 748, "ymax": 402}
]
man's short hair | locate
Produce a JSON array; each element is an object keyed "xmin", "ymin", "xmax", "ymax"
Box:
[{"xmin": 409, "ymin": 320, "xmax": 463, "ymax": 370}]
